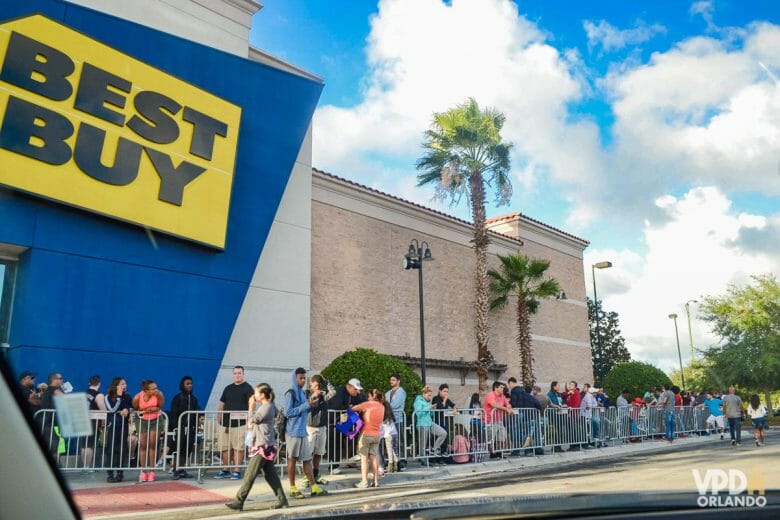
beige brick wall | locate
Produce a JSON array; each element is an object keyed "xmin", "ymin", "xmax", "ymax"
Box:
[{"xmin": 311, "ymin": 177, "xmax": 593, "ymax": 401}]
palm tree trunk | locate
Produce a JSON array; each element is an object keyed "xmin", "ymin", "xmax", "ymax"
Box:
[
  {"xmin": 517, "ymin": 295, "xmax": 533, "ymax": 387},
  {"xmin": 470, "ymin": 171, "xmax": 492, "ymax": 397}
]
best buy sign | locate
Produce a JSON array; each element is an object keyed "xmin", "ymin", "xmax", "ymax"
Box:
[{"xmin": 0, "ymin": 15, "xmax": 241, "ymax": 249}]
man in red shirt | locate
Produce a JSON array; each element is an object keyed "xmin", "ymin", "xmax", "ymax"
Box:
[
  {"xmin": 566, "ymin": 381, "xmax": 582, "ymax": 409},
  {"xmin": 484, "ymin": 381, "xmax": 512, "ymax": 456}
]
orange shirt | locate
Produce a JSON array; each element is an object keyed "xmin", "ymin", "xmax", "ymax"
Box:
[
  {"xmin": 138, "ymin": 392, "xmax": 160, "ymax": 420},
  {"xmin": 351, "ymin": 400, "xmax": 385, "ymax": 437}
]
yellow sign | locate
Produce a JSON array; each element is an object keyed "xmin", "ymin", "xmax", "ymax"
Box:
[{"xmin": 0, "ymin": 15, "xmax": 241, "ymax": 249}]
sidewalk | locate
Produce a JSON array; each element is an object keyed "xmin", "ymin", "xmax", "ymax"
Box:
[{"xmin": 67, "ymin": 434, "xmax": 719, "ymax": 518}]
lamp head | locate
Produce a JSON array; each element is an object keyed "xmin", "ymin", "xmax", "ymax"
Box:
[
  {"xmin": 668, "ymin": 313, "xmax": 678, "ymax": 319},
  {"xmin": 593, "ymin": 261, "xmax": 612, "ymax": 269}
]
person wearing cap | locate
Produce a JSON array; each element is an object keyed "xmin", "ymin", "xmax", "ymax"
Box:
[
  {"xmin": 18, "ymin": 370, "xmax": 41, "ymax": 413},
  {"xmin": 579, "ymin": 385, "xmax": 600, "ymax": 448},
  {"xmin": 326, "ymin": 378, "xmax": 367, "ymax": 472}
]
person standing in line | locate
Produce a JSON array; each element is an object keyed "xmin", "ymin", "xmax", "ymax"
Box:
[
  {"xmin": 215, "ymin": 366, "xmax": 254, "ymax": 480},
  {"xmin": 658, "ymin": 384, "xmax": 676, "ymax": 443},
  {"xmin": 285, "ymin": 368, "xmax": 325, "ymax": 499},
  {"xmin": 169, "ymin": 375, "xmax": 200, "ymax": 479},
  {"xmin": 722, "ymin": 386, "xmax": 744, "ymax": 446},
  {"xmin": 413, "ymin": 386, "xmax": 447, "ymax": 458},
  {"xmin": 39, "ymin": 373, "xmax": 64, "ymax": 461},
  {"xmin": 225, "ymin": 384, "xmax": 288, "ymax": 511},
  {"xmin": 351, "ymin": 389, "xmax": 387, "ymax": 489},
  {"xmin": 431, "ymin": 384, "xmax": 457, "ymax": 461},
  {"xmin": 385, "ymin": 373, "xmax": 406, "ymax": 467},
  {"xmin": 746, "ymin": 395, "xmax": 767, "ymax": 447},
  {"xmin": 105, "ymin": 377, "xmax": 133, "ymax": 483},
  {"xmin": 133, "ymin": 380, "xmax": 164, "ymax": 482},
  {"xmin": 304, "ymin": 374, "xmax": 334, "ymax": 487},
  {"xmin": 18, "ymin": 370, "xmax": 41, "ymax": 413},
  {"xmin": 82, "ymin": 375, "xmax": 106, "ymax": 468},
  {"xmin": 484, "ymin": 381, "xmax": 512, "ymax": 456},
  {"xmin": 326, "ymin": 377, "xmax": 366, "ymax": 473}
]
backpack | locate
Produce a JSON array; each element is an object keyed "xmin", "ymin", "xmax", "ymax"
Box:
[{"xmin": 274, "ymin": 389, "xmax": 297, "ymax": 443}]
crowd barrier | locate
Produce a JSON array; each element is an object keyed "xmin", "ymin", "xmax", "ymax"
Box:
[
  {"xmin": 33, "ymin": 405, "xmax": 716, "ymax": 476},
  {"xmin": 33, "ymin": 409, "xmax": 170, "ymax": 474}
]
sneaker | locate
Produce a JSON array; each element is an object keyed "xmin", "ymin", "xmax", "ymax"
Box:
[
  {"xmin": 214, "ymin": 470, "xmax": 232, "ymax": 479},
  {"xmin": 731, "ymin": 440, "xmax": 736, "ymax": 446},
  {"xmin": 736, "ymin": 442, "xmax": 741, "ymax": 446},
  {"xmin": 230, "ymin": 472, "xmax": 241, "ymax": 480},
  {"xmin": 290, "ymin": 486, "xmax": 305, "ymax": 499},
  {"xmin": 378, "ymin": 467, "xmax": 386, "ymax": 477},
  {"xmin": 310, "ymin": 484, "xmax": 326, "ymax": 496},
  {"xmin": 354, "ymin": 480, "xmax": 370, "ymax": 489},
  {"xmin": 330, "ymin": 467, "xmax": 342, "ymax": 475},
  {"xmin": 147, "ymin": 471, "xmax": 156, "ymax": 482},
  {"xmin": 106, "ymin": 475, "xmax": 117, "ymax": 483},
  {"xmin": 315, "ymin": 476, "xmax": 328, "ymax": 485},
  {"xmin": 180, "ymin": 471, "xmax": 193, "ymax": 479},
  {"xmin": 139, "ymin": 471, "xmax": 148, "ymax": 483},
  {"xmin": 756, "ymin": 440, "xmax": 761, "ymax": 447},
  {"xmin": 225, "ymin": 501, "xmax": 243, "ymax": 511},
  {"xmin": 720, "ymin": 434, "xmax": 724, "ymax": 440},
  {"xmin": 372, "ymin": 481, "xmax": 379, "ymax": 488},
  {"xmin": 172, "ymin": 470, "xmax": 182, "ymax": 480},
  {"xmin": 300, "ymin": 476, "xmax": 310, "ymax": 487}
]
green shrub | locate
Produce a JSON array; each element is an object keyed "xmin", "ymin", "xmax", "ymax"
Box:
[
  {"xmin": 603, "ymin": 361, "xmax": 672, "ymax": 402},
  {"xmin": 321, "ymin": 348, "xmax": 423, "ymax": 414}
]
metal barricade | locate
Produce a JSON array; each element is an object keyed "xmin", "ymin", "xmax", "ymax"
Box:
[
  {"xmin": 175, "ymin": 410, "xmax": 250, "ymax": 480},
  {"xmin": 542, "ymin": 407, "xmax": 590, "ymax": 449},
  {"xmin": 491, "ymin": 407, "xmax": 544, "ymax": 455},
  {"xmin": 409, "ymin": 407, "xmax": 489, "ymax": 465},
  {"xmin": 33, "ymin": 408, "xmax": 170, "ymax": 474},
  {"xmin": 614, "ymin": 405, "xmax": 638, "ymax": 441}
]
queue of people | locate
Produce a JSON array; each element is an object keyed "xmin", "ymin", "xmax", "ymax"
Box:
[{"xmin": 16, "ymin": 366, "xmax": 771, "ymax": 511}]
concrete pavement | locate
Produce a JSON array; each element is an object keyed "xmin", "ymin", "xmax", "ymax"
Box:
[{"xmin": 65, "ymin": 432, "xmax": 748, "ymax": 518}]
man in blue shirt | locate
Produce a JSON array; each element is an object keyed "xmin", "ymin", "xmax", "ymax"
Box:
[{"xmin": 699, "ymin": 392, "xmax": 725, "ymax": 440}]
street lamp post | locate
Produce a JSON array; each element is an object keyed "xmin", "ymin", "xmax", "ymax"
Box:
[
  {"xmin": 591, "ymin": 261, "xmax": 612, "ymax": 384},
  {"xmin": 684, "ymin": 299, "xmax": 697, "ymax": 360},
  {"xmin": 403, "ymin": 239, "xmax": 433, "ymax": 385},
  {"xmin": 668, "ymin": 313, "xmax": 686, "ymax": 391}
]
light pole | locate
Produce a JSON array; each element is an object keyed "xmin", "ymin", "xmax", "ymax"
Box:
[
  {"xmin": 684, "ymin": 299, "xmax": 697, "ymax": 360},
  {"xmin": 669, "ymin": 313, "xmax": 686, "ymax": 391},
  {"xmin": 591, "ymin": 261, "xmax": 612, "ymax": 384},
  {"xmin": 403, "ymin": 239, "xmax": 433, "ymax": 385}
]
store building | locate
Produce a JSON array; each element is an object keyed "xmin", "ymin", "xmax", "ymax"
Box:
[
  {"xmin": 0, "ymin": 0, "xmax": 322, "ymax": 402},
  {"xmin": 1, "ymin": 0, "xmax": 593, "ymax": 404}
]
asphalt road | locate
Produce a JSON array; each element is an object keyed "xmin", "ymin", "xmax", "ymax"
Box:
[{"xmin": 98, "ymin": 430, "xmax": 778, "ymax": 519}]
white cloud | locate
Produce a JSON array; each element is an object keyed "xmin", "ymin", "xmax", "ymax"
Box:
[
  {"xmin": 313, "ymin": 0, "xmax": 605, "ymax": 212},
  {"xmin": 583, "ymin": 19, "xmax": 666, "ymax": 52},
  {"xmin": 586, "ymin": 187, "xmax": 777, "ymax": 373}
]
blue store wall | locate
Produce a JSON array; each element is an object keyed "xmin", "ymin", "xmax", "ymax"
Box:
[{"xmin": 0, "ymin": 0, "xmax": 322, "ymax": 401}]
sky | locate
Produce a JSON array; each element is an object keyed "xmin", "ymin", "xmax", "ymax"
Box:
[{"xmin": 250, "ymin": 0, "xmax": 780, "ymax": 374}]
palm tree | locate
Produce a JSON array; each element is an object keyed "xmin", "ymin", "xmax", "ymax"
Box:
[
  {"xmin": 416, "ymin": 98, "xmax": 512, "ymax": 396},
  {"xmin": 488, "ymin": 253, "xmax": 560, "ymax": 388}
]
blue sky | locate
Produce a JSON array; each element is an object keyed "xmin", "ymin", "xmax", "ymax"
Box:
[{"xmin": 250, "ymin": 1, "xmax": 779, "ymax": 372}]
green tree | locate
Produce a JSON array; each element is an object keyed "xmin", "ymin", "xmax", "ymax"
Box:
[
  {"xmin": 699, "ymin": 274, "xmax": 780, "ymax": 408},
  {"xmin": 488, "ymin": 253, "xmax": 560, "ymax": 387},
  {"xmin": 602, "ymin": 361, "xmax": 672, "ymax": 402},
  {"xmin": 668, "ymin": 357, "xmax": 724, "ymax": 393},
  {"xmin": 416, "ymin": 98, "xmax": 512, "ymax": 396},
  {"xmin": 587, "ymin": 297, "xmax": 631, "ymax": 384},
  {"xmin": 320, "ymin": 348, "xmax": 423, "ymax": 414}
]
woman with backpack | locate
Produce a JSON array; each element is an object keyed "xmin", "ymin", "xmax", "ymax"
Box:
[
  {"xmin": 226, "ymin": 384, "xmax": 288, "ymax": 511},
  {"xmin": 747, "ymin": 394, "xmax": 768, "ymax": 447}
]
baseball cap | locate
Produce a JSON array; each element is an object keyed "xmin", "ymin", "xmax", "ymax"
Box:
[
  {"xmin": 347, "ymin": 378, "xmax": 363, "ymax": 391},
  {"xmin": 19, "ymin": 370, "xmax": 35, "ymax": 379}
]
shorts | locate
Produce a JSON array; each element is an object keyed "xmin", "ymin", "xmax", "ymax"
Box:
[
  {"xmin": 307, "ymin": 425, "xmax": 327, "ymax": 456},
  {"xmin": 706, "ymin": 415, "xmax": 724, "ymax": 429},
  {"xmin": 138, "ymin": 418, "xmax": 160, "ymax": 434},
  {"xmin": 358, "ymin": 435, "xmax": 381, "ymax": 456},
  {"xmin": 219, "ymin": 425, "xmax": 247, "ymax": 451},
  {"xmin": 487, "ymin": 423, "xmax": 507, "ymax": 444},
  {"xmin": 286, "ymin": 435, "xmax": 312, "ymax": 461},
  {"xmin": 751, "ymin": 417, "xmax": 767, "ymax": 429}
]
